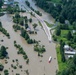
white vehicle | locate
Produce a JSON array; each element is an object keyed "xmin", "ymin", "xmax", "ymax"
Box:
[{"xmin": 48, "ymin": 56, "xmax": 52, "ymax": 63}]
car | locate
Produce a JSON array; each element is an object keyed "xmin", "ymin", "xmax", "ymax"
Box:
[{"xmin": 48, "ymin": 56, "xmax": 52, "ymax": 63}]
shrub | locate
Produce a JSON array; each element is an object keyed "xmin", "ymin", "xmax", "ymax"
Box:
[
  {"xmin": 0, "ymin": 64, "xmax": 4, "ymax": 71},
  {"xmin": 4, "ymin": 69, "xmax": 9, "ymax": 75}
]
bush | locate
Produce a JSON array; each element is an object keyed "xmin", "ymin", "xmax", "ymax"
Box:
[
  {"xmin": 19, "ymin": 65, "xmax": 22, "ymax": 68},
  {"xmin": 16, "ymin": 73, "xmax": 20, "ymax": 75},
  {"xmin": 52, "ymin": 35, "xmax": 57, "ymax": 41},
  {"xmin": 25, "ymin": 1, "xmax": 30, "ymax": 7},
  {"xmin": 34, "ymin": 44, "xmax": 46, "ymax": 53},
  {"xmin": 29, "ymin": 18, "xmax": 32, "ymax": 23},
  {"xmin": 27, "ymin": 39, "xmax": 33, "ymax": 44},
  {"xmin": 4, "ymin": 69, "xmax": 9, "ymax": 75},
  {"xmin": 13, "ymin": 66, "xmax": 17, "ymax": 69},
  {"xmin": 23, "ymin": 55, "xmax": 28, "ymax": 59},
  {"xmin": 26, "ymin": 59, "xmax": 29, "ymax": 64},
  {"xmin": 0, "ymin": 64, "xmax": 4, "ymax": 71}
]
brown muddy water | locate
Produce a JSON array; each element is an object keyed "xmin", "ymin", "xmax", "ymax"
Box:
[
  {"xmin": 15, "ymin": 0, "xmax": 55, "ymax": 24},
  {"xmin": 0, "ymin": 12, "xmax": 58, "ymax": 75},
  {"xmin": 26, "ymin": 0, "xmax": 55, "ymax": 24}
]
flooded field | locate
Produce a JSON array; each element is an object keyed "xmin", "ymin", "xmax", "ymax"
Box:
[
  {"xmin": 0, "ymin": 0, "xmax": 58, "ymax": 75},
  {"xmin": 0, "ymin": 12, "xmax": 58, "ymax": 75}
]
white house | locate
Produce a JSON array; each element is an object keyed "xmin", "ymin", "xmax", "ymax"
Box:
[
  {"xmin": 4, "ymin": 0, "xmax": 14, "ymax": 5},
  {"xmin": 65, "ymin": 51, "xmax": 76, "ymax": 55},
  {"xmin": 64, "ymin": 45, "xmax": 70, "ymax": 51},
  {"xmin": 3, "ymin": 0, "xmax": 14, "ymax": 8}
]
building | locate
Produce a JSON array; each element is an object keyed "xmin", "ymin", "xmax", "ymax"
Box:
[
  {"xmin": 3, "ymin": 0, "xmax": 14, "ymax": 8},
  {"xmin": 8, "ymin": 0, "xmax": 14, "ymax": 5},
  {"xmin": 64, "ymin": 45, "xmax": 70, "ymax": 51},
  {"xmin": 4, "ymin": 0, "xmax": 14, "ymax": 5},
  {"xmin": 64, "ymin": 45, "xmax": 76, "ymax": 59}
]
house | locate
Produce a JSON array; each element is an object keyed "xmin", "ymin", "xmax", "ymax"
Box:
[
  {"xmin": 72, "ymin": 30, "xmax": 76, "ymax": 34},
  {"xmin": 64, "ymin": 45, "xmax": 76, "ymax": 59},
  {"xmin": 2, "ymin": 0, "xmax": 14, "ymax": 8},
  {"xmin": 8, "ymin": 0, "xmax": 14, "ymax": 5},
  {"xmin": 65, "ymin": 51, "xmax": 76, "ymax": 55},
  {"xmin": 64, "ymin": 45, "xmax": 70, "ymax": 51},
  {"xmin": 3, "ymin": 0, "xmax": 14, "ymax": 6},
  {"xmin": 26, "ymin": 27, "xmax": 31, "ymax": 32}
]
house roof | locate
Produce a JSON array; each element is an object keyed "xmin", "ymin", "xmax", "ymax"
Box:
[
  {"xmin": 65, "ymin": 51, "xmax": 76, "ymax": 55},
  {"xmin": 64, "ymin": 45, "xmax": 69, "ymax": 49}
]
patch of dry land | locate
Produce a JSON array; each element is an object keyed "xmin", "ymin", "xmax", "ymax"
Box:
[{"xmin": 0, "ymin": 12, "xmax": 58, "ymax": 75}]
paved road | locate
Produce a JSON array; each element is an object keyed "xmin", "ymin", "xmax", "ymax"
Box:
[
  {"xmin": 35, "ymin": 14, "xmax": 52, "ymax": 41},
  {"xmin": 15, "ymin": 0, "xmax": 52, "ymax": 42}
]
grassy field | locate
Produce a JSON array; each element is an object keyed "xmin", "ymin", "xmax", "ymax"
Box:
[
  {"xmin": 56, "ymin": 30, "xmax": 69, "ymax": 42},
  {"xmin": 56, "ymin": 45, "xmax": 67, "ymax": 71}
]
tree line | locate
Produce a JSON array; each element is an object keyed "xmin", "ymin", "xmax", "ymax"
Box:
[
  {"xmin": 57, "ymin": 54, "xmax": 76, "ymax": 75},
  {"xmin": 35, "ymin": 0, "xmax": 76, "ymax": 24}
]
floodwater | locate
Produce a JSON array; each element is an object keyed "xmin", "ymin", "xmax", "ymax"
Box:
[
  {"xmin": 15, "ymin": 0, "xmax": 55, "ymax": 24},
  {"xmin": 0, "ymin": 12, "xmax": 58, "ymax": 75},
  {"xmin": 27, "ymin": 0, "xmax": 55, "ymax": 24},
  {"xmin": 0, "ymin": 0, "xmax": 58, "ymax": 75}
]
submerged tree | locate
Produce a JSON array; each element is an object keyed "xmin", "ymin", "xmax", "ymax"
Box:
[{"xmin": 33, "ymin": 23, "xmax": 38, "ymax": 29}]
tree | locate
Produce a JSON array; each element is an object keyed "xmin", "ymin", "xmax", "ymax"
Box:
[
  {"xmin": 1, "ymin": 46, "xmax": 8, "ymax": 57},
  {"xmin": 0, "ymin": 0, "xmax": 3, "ymax": 8},
  {"xmin": 0, "ymin": 22, "xmax": 2, "ymax": 27},
  {"xmin": 73, "ymin": 54, "xmax": 76, "ymax": 65},
  {"xmin": 33, "ymin": 23, "xmax": 38, "ymax": 29},
  {"xmin": 25, "ymin": 18, "xmax": 28, "ymax": 24},
  {"xmin": 27, "ymin": 39, "xmax": 33, "ymax": 44},
  {"xmin": 19, "ymin": 18, "xmax": 24, "ymax": 26},
  {"xmin": 4, "ymin": 69, "xmax": 9, "ymax": 75},
  {"xmin": 56, "ymin": 26, "xmax": 61, "ymax": 36},
  {"xmin": 15, "ymin": 13, "xmax": 20, "ymax": 19},
  {"xmin": 25, "ymin": 1, "xmax": 30, "ymax": 7},
  {"xmin": 25, "ymin": 34, "xmax": 29, "ymax": 40},
  {"xmin": 21, "ymin": 28, "xmax": 26, "ymax": 37},
  {"xmin": 25, "ymin": 24, "xmax": 29, "ymax": 29},
  {"xmin": 73, "ymin": 22, "xmax": 76, "ymax": 30},
  {"xmin": 67, "ymin": 31, "xmax": 72, "ymax": 40},
  {"xmin": 60, "ymin": 40, "xmax": 66, "ymax": 62},
  {"xmin": 73, "ymin": 36, "xmax": 76, "ymax": 42},
  {"xmin": 0, "ymin": 64, "xmax": 4, "ymax": 71},
  {"xmin": 59, "ymin": 15, "xmax": 65, "ymax": 23},
  {"xmin": 29, "ymin": 18, "xmax": 32, "ymax": 23}
]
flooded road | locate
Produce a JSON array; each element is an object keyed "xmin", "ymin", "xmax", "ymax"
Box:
[
  {"xmin": 15, "ymin": 0, "xmax": 55, "ymax": 24},
  {"xmin": 27, "ymin": 0, "xmax": 55, "ymax": 24}
]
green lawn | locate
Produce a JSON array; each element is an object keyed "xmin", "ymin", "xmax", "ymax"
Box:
[
  {"xmin": 56, "ymin": 45, "xmax": 67, "ymax": 71},
  {"xmin": 56, "ymin": 30, "xmax": 69, "ymax": 42},
  {"xmin": 45, "ymin": 21, "xmax": 53, "ymax": 27},
  {"xmin": 61, "ymin": 30, "xmax": 69, "ymax": 37}
]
